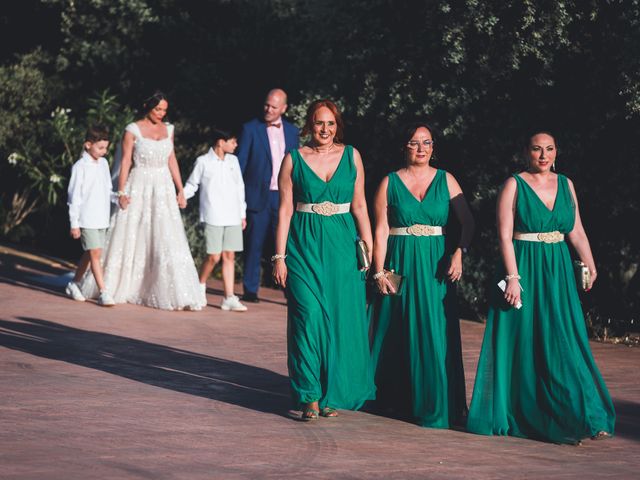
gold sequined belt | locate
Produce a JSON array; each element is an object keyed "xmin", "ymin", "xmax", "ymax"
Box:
[
  {"xmin": 389, "ymin": 225, "xmax": 445, "ymax": 236},
  {"xmin": 296, "ymin": 201, "xmax": 351, "ymax": 216},
  {"xmin": 513, "ymin": 231, "xmax": 565, "ymax": 243}
]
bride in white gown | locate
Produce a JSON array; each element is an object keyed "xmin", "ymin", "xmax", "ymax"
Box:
[{"xmin": 81, "ymin": 92, "xmax": 205, "ymax": 310}]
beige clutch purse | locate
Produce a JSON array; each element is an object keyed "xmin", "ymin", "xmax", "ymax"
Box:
[{"xmin": 386, "ymin": 270, "xmax": 404, "ymax": 296}]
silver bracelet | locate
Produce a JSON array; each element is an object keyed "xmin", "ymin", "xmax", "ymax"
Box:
[{"xmin": 505, "ymin": 273, "xmax": 521, "ymax": 281}]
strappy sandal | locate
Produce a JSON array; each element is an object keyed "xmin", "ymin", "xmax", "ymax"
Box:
[
  {"xmin": 301, "ymin": 406, "xmax": 319, "ymax": 422},
  {"xmin": 591, "ymin": 431, "xmax": 612, "ymax": 440},
  {"xmin": 320, "ymin": 407, "xmax": 338, "ymax": 418}
]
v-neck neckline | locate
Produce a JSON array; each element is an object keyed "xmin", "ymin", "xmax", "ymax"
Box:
[
  {"xmin": 517, "ymin": 174, "xmax": 560, "ymax": 213},
  {"xmin": 297, "ymin": 146, "xmax": 347, "ymax": 184},
  {"xmin": 394, "ymin": 170, "xmax": 439, "ymax": 203}
]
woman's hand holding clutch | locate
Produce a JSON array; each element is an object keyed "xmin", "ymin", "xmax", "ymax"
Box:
[
  {"xmin": 375, "ymin": 274, "xmax": 396, "ymax": 295},
  {"xmin": 373, "ymin": 269, "xmax": 403, "ymax": 296}
]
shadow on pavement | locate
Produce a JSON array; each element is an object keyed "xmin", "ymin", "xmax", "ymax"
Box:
[
  {"xmin": 0, "ymin": 246, "xmax": 72, "ymax": 298},
  {"xmin": 0, "ymin": 316, "xmax": 292, "ymax": 418},
  {"xmin": 612, "ymin": 398, "xmax": 640, "ymax": 441}
]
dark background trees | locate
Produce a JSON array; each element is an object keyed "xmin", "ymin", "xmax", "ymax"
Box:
[{"xmin": 1, "ymin": 0, "xmax": 638, "ymax": 334}]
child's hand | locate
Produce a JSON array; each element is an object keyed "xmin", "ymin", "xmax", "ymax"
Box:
[
  {"xmin": 177, "ymin": 191, "xmax": 186, "ymax": 209},
  {"xmin": 70, "ymin": 228, "xmax": 81, "ymax": 239},
  {"xmin": 118, "ymin": 195, "xmax": 130, "ymax": 210},
  {"xmin": 242, "ymin": 218, "xmax": 247, "ymax": 230}
]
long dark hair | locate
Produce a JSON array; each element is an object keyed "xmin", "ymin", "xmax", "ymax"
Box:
[{"xmin": 138, "ymin": 90, "xmax": 168, "ymax": 119}]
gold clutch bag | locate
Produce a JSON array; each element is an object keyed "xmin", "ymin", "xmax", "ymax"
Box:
[
  {"xmin": 356, "ymin": 240, "xmax": 371, "ymax": 271},
  {"xmin": 574, "ymin": 260, "xmax": 591, "ymax": 291},
  {"xmin": 386, "ymin": 270, "xmax": 404, "ymax": 296}
]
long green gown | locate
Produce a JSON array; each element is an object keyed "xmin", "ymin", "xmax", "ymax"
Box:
[
  {"xmin": 370, "ymin": 170, "xmax": 467, "ymax": 428},
  {"xmin": 467, "ymin": 174, "xmax": 615, "ymax": 444},
  {"xmin": 286, "ymin": 145, "xmax": 375, "ymax": 410}
]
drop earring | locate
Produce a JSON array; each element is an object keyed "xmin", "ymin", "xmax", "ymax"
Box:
[{"xmin": 551, "ymin": 161, "xmax": 556, "ymax": 172}]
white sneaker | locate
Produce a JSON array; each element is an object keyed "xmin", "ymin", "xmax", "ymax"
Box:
[
  {"xmin": 98, "ymin": 291, "xmax": 115, "ymax": 307},
  {"xmin": 221, "ymin": 295, "xmax": 248, "ymax": 312},
  {"xmin": 65, "ymin": 281, "xmax": 85, "ymax": 302},
  {"xmin": 200, "ymin": 283, "xmax": 207, "ymax": 306}
]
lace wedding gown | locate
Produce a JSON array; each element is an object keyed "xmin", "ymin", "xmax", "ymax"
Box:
[{"xmin": 81, "ymin": 122, "xmax": 205, "ymax": 310}]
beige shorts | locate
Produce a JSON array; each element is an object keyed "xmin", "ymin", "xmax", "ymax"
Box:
[
  {"xmin": 204, "ymin": 224, "xmax": 243, "ymax": 254},
  {"xmin": 80, "ymin": 228, "xmax": 107, "ymax": 251}
]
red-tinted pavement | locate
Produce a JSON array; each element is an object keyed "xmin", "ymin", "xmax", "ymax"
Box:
[{"xmin": 1, "ymin": 243, "xmax": 638, "ymax": 479}]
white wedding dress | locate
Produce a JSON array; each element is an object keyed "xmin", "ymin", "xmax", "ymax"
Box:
[{"xmin": 81, "ymin": 122, "xmax": 205, "ymax": 310}]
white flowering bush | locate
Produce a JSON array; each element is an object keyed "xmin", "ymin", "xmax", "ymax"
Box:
[
  {"xmin": 49, "ymin": 174, "xmax": 63, "ymax": 184},
  {"xmin": 2, "ymin": 90, "xmax": 133, "ymax": 236},
  {"xmin": 7, "ymin": 153, "xmax": 20, "ymax": 165}
]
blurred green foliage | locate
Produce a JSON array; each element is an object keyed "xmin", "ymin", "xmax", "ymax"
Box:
[{"xmin": 1, "ymin": 0, "xmax": 638, "ymax": 333}]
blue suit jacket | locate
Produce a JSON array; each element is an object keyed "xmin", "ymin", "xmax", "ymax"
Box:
[{"xmin": 237, "ymin": 118, "xmax": 299, "ymax": 212}]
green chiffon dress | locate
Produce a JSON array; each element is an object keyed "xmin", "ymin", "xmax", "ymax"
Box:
[
  {"xmin": 370, "ymin": 170, "xmax": 467, "ymax": 428},
  {"xmin": 286, "ymin": 145, "xmax": 375, "ymax": 410},
  {"xmin": 467, "ymin": 174, "xmax": 615, "ymax": 444}
]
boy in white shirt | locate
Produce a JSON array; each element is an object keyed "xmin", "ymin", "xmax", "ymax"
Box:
[
  {"xmin": 65, "ymin": 125, "xmax": 115, "ymax": 306},
  {"xmin": 184, "ymin": 128, "xmax": 248, "ymax": 312}
]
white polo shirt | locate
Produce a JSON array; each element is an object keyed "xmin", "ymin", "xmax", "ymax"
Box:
[
  {"xmin": 67, "ymin": 152, "xmax": 113, "ymax": 229},
  {"xmin": 184, "ymin": 149, "xmax": 247, "ymax": 226}
]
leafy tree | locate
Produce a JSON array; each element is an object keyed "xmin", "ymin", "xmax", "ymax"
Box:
[{"xmin": 1, "ymin": 0, "xmax": 638, "ymax": 332}]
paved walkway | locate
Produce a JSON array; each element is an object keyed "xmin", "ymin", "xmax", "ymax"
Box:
[{"xmin": 1, "ymin": 243, "xmax": 639, "ymax": 479}]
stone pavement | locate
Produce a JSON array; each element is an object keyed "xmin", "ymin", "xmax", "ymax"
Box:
[{"xmin": 1, "ymin": 243, "xmax": 639, "ymax": 479}]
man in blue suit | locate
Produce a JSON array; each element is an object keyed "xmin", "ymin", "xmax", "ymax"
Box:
[{"xmin": 238, "ymin": 88, "xmax": 299, "ymax": 302}]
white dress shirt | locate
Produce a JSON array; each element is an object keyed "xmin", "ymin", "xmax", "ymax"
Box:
[
  {"xmin": 67, "ymin": 151, "xmax": 113, "ymax": 229},
  {"xmin": 184, "ymin": 149, "xmax": 247, "ymax": 226}
]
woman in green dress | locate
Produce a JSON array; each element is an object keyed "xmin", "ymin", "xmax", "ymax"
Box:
[
  {"xmin": 272, "ymin": 99, "xmax": 375, "ymax": 421},
  {"xmin": 467, "ymin": 131, "xmax": 615, "ymax": 444},
  {"xmin": 370, "ymin": 122, "xmax": 474, "ymax": 428}
]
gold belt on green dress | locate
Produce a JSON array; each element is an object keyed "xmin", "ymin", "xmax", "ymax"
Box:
[
  {"xmin": 513, "ymin": 231, "xmax": 564, "ymax": 243},
  {"xmin": 389, "ymin": 225, "xmax": 445, "ymax": 236},
  {"xmin": 296, "ymin": 201, "xmax": 351, "ymax": 216}
]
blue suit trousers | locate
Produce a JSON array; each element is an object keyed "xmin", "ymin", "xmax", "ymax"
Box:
[{"xmin": 243, "ymin": 190, "xmax": 279, "ymax": 295}]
